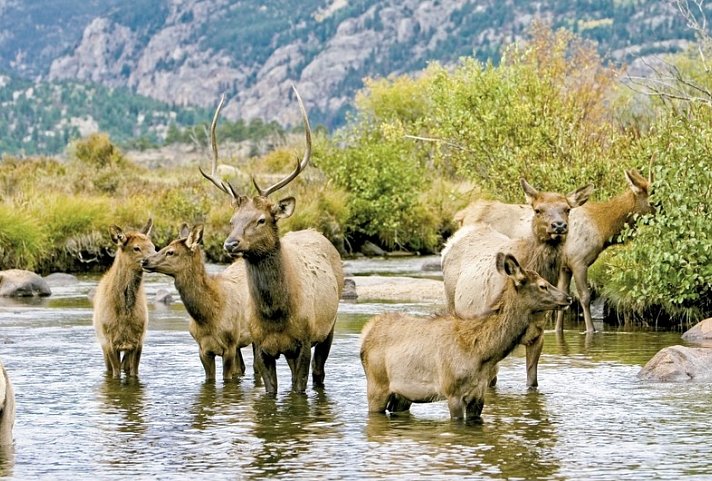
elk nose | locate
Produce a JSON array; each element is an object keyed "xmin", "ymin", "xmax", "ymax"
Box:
[
  {"xmin": 224, "ymin": 238, "xmax": 240, "ymax": 252},
  {"xmin": 551, "ymin": 221, "xmax": 567, "ymax": 233},
  {"xmin": 140, "ymin": 258, "xmax": 148, "ymax": 267}
]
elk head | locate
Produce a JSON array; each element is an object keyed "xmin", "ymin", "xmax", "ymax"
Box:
[
  {"xmin": 624, "ymin": 168, "xmax": 654, "ymax": 216},
  {"xmin": 110, "ymin": 218, "xmax": 156, "ymax": 266},
  {"xmin": 495, "ymin": 252, "xmax": 572, "ymax": 310},
  {"xmin": 521, "ymin": 178, "xmax": 594, "ymax": 243},
  {"xmin": 142, "ymin": 224, "xmax": 203, "ymax": 276},
  {"xmin": 200, "ymin": 85, "xmax": 311, "ymax": 260}
]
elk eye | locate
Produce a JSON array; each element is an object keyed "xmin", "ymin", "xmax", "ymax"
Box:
[
  {"xmin": 133, "ymin": 246, "xmax": 141, "ymax": 252},
  {"xmin": 166, "ymin": 250, "xmax": 174, "ymax": 256},
  {"xmin": 534, "ymin": 209, "xmax": 542, "ymax": 215},
  {"xmin": 539, "ymin": 283, "xmax": 548, "ymax": 290},
  {"xmin": 257, "ymin": 217, "xmax": 266, "ymax": 225}
]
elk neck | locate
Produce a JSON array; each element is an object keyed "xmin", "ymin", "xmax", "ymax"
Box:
[
  {"xmin": 520, "ymin": 237, "xmax": 563, "ymax": 286},
  {"xmin": 585, "ymin": 190, "xmax": 639, "ymax": 244},
  {"xmin": 244, "ymin": 243, "xmax": 294, "ymax": 324},
  {"xmin": 109, "ymin": 249, "xmax": 145, "ymax": 313},
  {"xmin": 172, "ymin": 253, "xmax": 223, "ymax": 326},
  {"xmin": 456, "ymin": 282, "xmax": 530, "ymax": 364}
]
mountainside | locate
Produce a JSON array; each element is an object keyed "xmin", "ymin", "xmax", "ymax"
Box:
[{"xmin": 0, "ymin": 0, "xmax": 701, "ymax": 152}]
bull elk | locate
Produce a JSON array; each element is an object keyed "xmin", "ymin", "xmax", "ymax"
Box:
[
  {"xmin": 200, "ymin": 86, "xmax": 344, "ymax": 394},
  {"xmin": 455, "ymin": 169, "xmax": 653, "ymax": 333},
  {"xmin": 142, "ymin": 224, "xmax": 255, "ymax": 382},
  {"xmin": 93, "ymin": 219, "xmax": 155, "ymax": 378},
  {"xmin": 361, "ymin": 253, "xmax": 571, "ymax": 421},
  {"xmin": 442, "ymin": 179, "xmax": 592, "ymax": 388},
  {"xmin": 0, "ymin": 360, "xmax": 15, "ymax": 445}
]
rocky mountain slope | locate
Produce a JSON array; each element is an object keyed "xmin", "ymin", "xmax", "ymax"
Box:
[{"xmin": 0, "ymin": 0, "xmax": 699, "ymax": 131}]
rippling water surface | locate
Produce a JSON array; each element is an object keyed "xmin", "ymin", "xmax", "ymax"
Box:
[{"xmin": 0, "ymin": 257, "xmax": 709, "ymax": 480}]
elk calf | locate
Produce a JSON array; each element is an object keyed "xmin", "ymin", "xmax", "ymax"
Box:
[
  {"xmin": 93, "ymin": 219, "xmax": 155, "ymax": 378},
  {"xmin": 455, "ymin": 170, "xmax": 653, "ymax": 332},
  {"xmin": 200, "ymin": 87, "xmax": 344, "ymax": 394},
  {"xmin": 442, "ymin": 179, "xmax": 592, "ymax": 387},
  {"xmin": 142, "ymin": 224, "xmax": 254, "ymax": 382},
  {"xmin": 0, "ymin": 361, "xmax": 15, "ymax": 445},
  {"xmin": 361, "ymin": 253, "xmax": 571, "ymax": 421}
]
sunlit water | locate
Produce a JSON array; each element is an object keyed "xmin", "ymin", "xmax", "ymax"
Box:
[{"xmin": 0, "ymin": 257, "xmax": 710, "ymax": 480}]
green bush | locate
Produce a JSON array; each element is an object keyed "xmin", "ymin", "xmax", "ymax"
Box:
[{"xmin": 0, "ymin": 205, "xmax": 46, "ymax": 270}]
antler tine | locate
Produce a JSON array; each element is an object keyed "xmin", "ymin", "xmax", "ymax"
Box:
[
  {"xmin": 253, "ymin": 84, "xmax": 312, "ymax": 197},
  {"xmin": 199, "ymin": 94, "xmax": 236, "ymax": 198}
]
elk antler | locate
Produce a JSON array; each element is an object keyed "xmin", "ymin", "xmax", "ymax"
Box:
[
  {"xmin": 252, "ymin": 84, "xmax": 312, "ymax": 197},
  {"xmin": 199, "ymin": 94, "xmax": 237, "ymax": 199}
]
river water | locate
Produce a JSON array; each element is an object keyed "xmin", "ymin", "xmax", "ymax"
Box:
[{"xmin": 0, "ymin": 257, "xmax": 709, "ymax": 480}]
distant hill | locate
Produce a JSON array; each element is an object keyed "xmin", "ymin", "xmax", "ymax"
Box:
[{"xmin": 0, "ymin": 0, "xmax": 702, "ymax": 154}]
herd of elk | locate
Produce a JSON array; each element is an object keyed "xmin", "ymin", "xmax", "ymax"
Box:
[
  {"xmin": 361, "ymin": 253, "xmax": 571, "ymax": 421},
  {"xmin": 92, "ymin": 219, "xmax": 155, "ymax": 379},
  {"xmin": 455, "ymin": 169, "xmax": 653, "ymax": 333},
  {"xmin": 141, "ymin": 224, "xmax": 255, "ymax": 382},
  {"xmin": 442, "ymin": 179, "xmax": 593, "ymax": 388},
  {"xmin": 200, "ymin": 87, "xmax": 344, "ymax": 394}
]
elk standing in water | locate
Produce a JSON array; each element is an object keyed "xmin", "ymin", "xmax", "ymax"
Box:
[
  {"xmin": 93, "ymin": 219, "xmax": 155, "ymax": 378},
  {"xmin": 0, "ymin": 361, "xmax": 15, "ymax": 445},
  {"xmin": 454, "ymin": 170, "xmax": 653, "ymax": 333},
  {"xmin": 142, "ymin": 224, "xmax": 255, "ymax": 382},
  {"xmin": 200, "ymin": 87, "xmax": 344, "ymax": 394},
  {"xmin": 442, "ymin": 179, "xmax": 592, "ymax": 387},
  {"xmin": 361, "ymin": 253, "xmax": 571, "ymax": 421}
]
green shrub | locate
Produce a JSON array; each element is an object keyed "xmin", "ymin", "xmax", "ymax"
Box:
[{"xmin": 0, "ymin": 205, "xmax": 46, "ymax": 270}]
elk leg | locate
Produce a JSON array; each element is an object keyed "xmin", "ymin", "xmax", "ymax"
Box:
[
  {"xmin": 312, "ymin": 328, "xmax": 334, "ymax": 388},
  {"xmin": 447, "ymin": 397, "xmax": 465, "ymax": 420},
  {"xmin": 256, "ymin": 348, "xmax": 278, "ymax": 394},
  {"xmin": 236, "ymin": 348, "xmax": 246, "ymax": 376},
  {"xmin": 199, "ymin": 350, "xmax": 216, "ymax": 381},
  {"xmin": 290, "ymin": 343, "xmax": 311, "ymax": 393},
  {"xmin": 128, "ymin": 345, "xmax": 142, "ymax": 377},
  {"xmin": 465, "ymin": 397, "xmax": 485, "ymax": 421},
  {"xmin": 525, "ymin": 334, "xmax": 544, "ymax": 388},
  {"xmin": 366, "ymin": 382, "xmax": 390, "ymax": 413},
  {"xmin": 251, "ymin": 343, "xmax": 262, "ymax": 386},
  {"xmin": 103, "ymin": 346, "xmax": 121, "ymax": 378},
  {"xmin": 386, "ymin": 394, "xmax": 412, "ymax": 413},
  {"xmin": 573, "ymin": 266, "xmax": 596, "ymax": 333},
  {"xmin": 222, "ymin": 351, "xmax": 237, "ymax": 382},
  {"xmin": 555, "ymin": 267, "xmax": 572, "ymax": 332}
]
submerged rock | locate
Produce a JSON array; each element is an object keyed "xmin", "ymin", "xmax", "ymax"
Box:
[
  {"xmin": 0, "ymin": 269, "xmax": 52, "ymax": 297},
  {"xmin": 341, "ymin": 278, "xmax": 358, "ymax": 301},
  {"xmin": 154, "ymin": 289, "xmax": 174, "ymax": 304},
  {"xmin": 43, "ymin": 273, "xmax": 79, "ymax": 287},
  {"xmin": 638, "ymin": 345, "xmax": 712, "ymax": 382}
]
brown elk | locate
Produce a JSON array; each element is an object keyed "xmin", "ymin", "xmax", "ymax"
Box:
[
  {"xmin": 442, "ymin": 179, "xmax": 593, "ymax": 388},
  {"xmin": 93, "ymin": 219, "xmax": 155, "ymax": 378},
  {"xmin": 142, "ymin": 224, "xmax": 255, "ymax": 382},
  {"xmin": 200, "ymin": 87, "xmax": 344, "ymax": 394},
  {"xmin": 0, "ymin": 361, "xmax": 15, "ymax": 445},
  {"xmin": 454, "ymin": 170, "xmax": 653, "ymax": 333},
  {"xmin": 361, "ymin": 253, "xmax": 571, "ymax": 421}
]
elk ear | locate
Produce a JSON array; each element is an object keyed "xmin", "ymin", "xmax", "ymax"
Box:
[
  {"xmin": 273, "ymin": 197, "xmax": 296, "ymax": 220},
  {"xmin": 110, "ymin": 225, "xmax": 126, "ymax": 246},
  {"xmin": 179, "ymin": 223, "xmax": 190, "ymax": 239},
  {"xmin": 625, "ymin": 169, "xmax": 649, "ymax": 195},
  {"xmin": 186, "ymin": 225, "xmax": 204, "ymax": 251},
  {"xmin": 520, "ymin": 178, "xmax": 539, "ymax": 205},
  {"xmin": 141, "ymin": 218, "xmax": 153, "ymax": 236},
  {"xmin": 496, "ymin": 252, "xmax": 527, "ymax": 286},
  {"xmin": 567, "ymin": 183, "xmax": 594, "ymax": 208}
]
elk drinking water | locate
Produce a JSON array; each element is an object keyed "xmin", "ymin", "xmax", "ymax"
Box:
[
  {"xmin": 454, "ymin": 169, "xmax": 653, "ymax": 333},
  {"xmin": 142, "ymin": 224, "xmax": 255, "ymax": 382},
  {"xmin": 93, "ymin": 219, "xmax": 155, "ymax": 378},
  {"xmin": 361, "ymin": 253, "xmax": 571, "ymax": 422},
  {"xmin": 442, "ymin": 179, "xmax": 592, "ymax": 387},
  {"xmin": 200, "ymin": 87, "xmax": 344, "ymax": 394}
]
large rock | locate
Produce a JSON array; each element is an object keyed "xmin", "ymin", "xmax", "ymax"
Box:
[
  {"xmin": 0, "ymin": 270, "xmax": 52, "ymax": 297},
  {"xmin": 638, "ymin": 345, "xmax": 712, "ymax": 382},
  {"xmin": 352, "ymin": 276, "xmax": 444, "ymax": 304},
  {"xmin": 681, "ymin": 318, "xmax": 712, "ymax": 342},
  {"xmin": 43, "ymin": 273, "xmax": 79, "ymax": 287}
]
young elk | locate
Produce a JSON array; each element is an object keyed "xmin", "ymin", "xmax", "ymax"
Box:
[
  {"xmin": 454, "ymin": 170, "xmax": 653, "ymax": 333},
  {"xmin": 361, "ymin": 253, "xmax": 571, "ymax": 421},
  {"xmin": 93, "ymin": 219, "xmax": 155, "ymax": 378},
  {"xmin": 200, "ymin": 87, "xmax": 344, "ymax": 394},
  {"xmin": 442, "ymin": 179, "xmax": 592, "ymax": 388},
  {"xmin": 0, "ymin": 361, "xmax": 15, "ymax": 445},
  {"xmin": 142, "ymin": 224, "xmax": 254, "ymax": 382}
]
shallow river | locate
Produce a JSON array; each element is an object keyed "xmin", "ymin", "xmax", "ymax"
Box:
[{"xmin": 0, "ymin": 257, "xmax": 709, "ymax": 480}]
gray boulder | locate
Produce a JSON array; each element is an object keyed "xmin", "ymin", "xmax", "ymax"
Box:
[
  {"xmin": 681, "ymin": 318, "xmax": 712, "ymax": 342},
  {"xmin": 0, "ymin": 269, "xmax": 52, "ymax": 297},
  {"xmin": 638, "ymin": 345, "xmax": 712, "ymax": 382},
  {"xmin": 341, "ymin": 278, "xmax": 358, "ymax": 301},
  {"xmin": 43, "ymin": 272, "xmax": 79, "ymax": 287}
]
